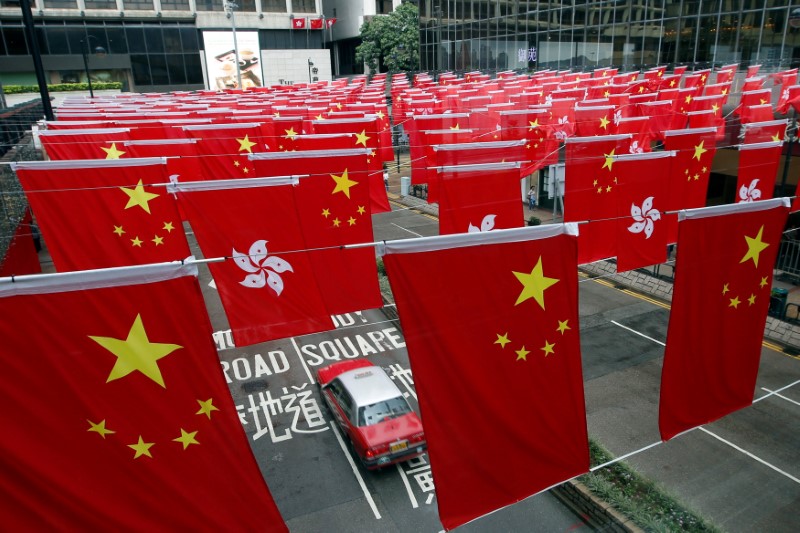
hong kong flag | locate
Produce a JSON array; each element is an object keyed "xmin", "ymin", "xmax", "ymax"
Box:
[
  {"xmin": 383, "ymin": 225, "xmax": 589, "ymax": 531},
  {"xmin": 15, "ymin": 159, "xmax": 190, "ymax": 272},
  {"xmin": 0, "ymin": 261, "xmax": 286, "ymax": 530},
  {"xmin": 736, "ymin": 141, "xmax": 783, "ymax": 203},
  {"xmin": 291, "ymin": 17, "xmax": 306, "ymax": 29},
  {"xmin": 660, "ymin": 199, "xmax": 790, "ymax": 440},
  {"xmin": 175, "ymin": 177, "xmax": 333, "ymax": 345}
]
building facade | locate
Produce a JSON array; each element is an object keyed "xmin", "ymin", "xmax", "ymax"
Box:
[
  {"xmin": 0, "ymin": 0, "xmax": 332, "ymax": 92},
  {"xmin": 419, "ymin": 1, "xmax": 800, "ymax": 74}
]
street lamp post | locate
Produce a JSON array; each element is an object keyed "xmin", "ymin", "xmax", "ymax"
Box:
[
  {"xmin": 80, "ymin": 35, "xmax": 106, "ymax": 99},
  {"xmin": 308, "ymin": 58, "xmax": 314, "ymax": 83}
]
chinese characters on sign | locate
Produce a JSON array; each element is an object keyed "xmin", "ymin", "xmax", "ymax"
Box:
[{"xmin": 518, "ymin": 47, "xmax": 537, "ymax": 63}]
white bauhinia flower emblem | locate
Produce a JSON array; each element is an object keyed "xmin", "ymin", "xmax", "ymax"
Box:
[
  {"xmin": 628, "ymin": 197, "xmax": 661, "ymax": 239},
  {"xmin": 783, "ymin": 89, "xmax": 790, "ymax": 101},
  {"xmin": 738, "ymin": 179, "xmax": 762, "ymax": 203},
  {"xmin": 233, "ymin": 240, "xmax": 293, "ymax": 295},
  {"xmin": 545, "ymin": 94, "xmax": 553, "ymax": 104},
  {"xmin": 613, "ymin": 109, "xmax": 622, "ymax": 125},
  {"xmin": 629, "ymin": 140, "xmax": 643, "ymax": 154},
  {"xmin": 468, "ymin": 214, "xmax": 496, "ymax": 233},
  {"xmin": 554, "ymin": 116, "xmax": 570, "ymax": 140}
]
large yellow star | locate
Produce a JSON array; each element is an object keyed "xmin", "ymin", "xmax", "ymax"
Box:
[
  {"xmin": 173, "ymin": 429, "xmax": 200, "ymax": 449},
  {"xmin": 693, "ymin": 140, "xmax": 708, "ymax": 161},
  {"xmin": 449, "ymin": 124, "xmax": 460, "ymax": 131},
  {"xmin": 515, "ymin": 346, "xmax": 530, "ymax": 361},
  {"xmin": 528, "ymin": 119, "xmax": 540, "ymax": 130},
  {"xmin": 541, "ymin": 340, "xmax": 556, "ymax": 357},
  {"xmin": 513, "ymin": 257, "xmax": 560, "ymax": 309},
  {"xmin": 128, "ymin": 436, "xmax": 154, "ymax": 459},
  {"xmin": 355, "ymin": 130, "xmax": 371, "ymax": 147},
  {"xmin": 602, "ymin": 149, "xmax": 616, "ymax": 171},
  {"xmin": 237, "ymin": 134, "xmax": 256, "ymax": 153},
  {"xmin": 375, "ymin": 110, "xmax": 385, "ymax": 119},
  {"xmin": 101, "ymin": 143, "xmax": 126, "ymax": 159},
  {"xmin": 87, "ymin": 419, "xmax": 115, "ymax": 438},
  {"xmin": 772, "ymin": 133, "xmax": 783, "ymax": 142},
  {"xmin": 495, "ymin": 333, "xmax": 511, "ymax": 348},
  {"xmin": 196, "ymin": 398, "xmax": 219, "ymax": 419},
  {"xmin": 89, "ymin": 314, "xmax": 182, "ymax": 388},
  {"xmin": 331, "ymin": 169, "xmax": 358, "ymax": 198},
  {"xmin": 599, "ymin": 116, "xmax": 610, "ymax": 130},
  {"xmin": 740, "ymin": 225, "xmax": 769, "ymax": 268},
  {"xmin": 120, "ymin": 180, "xmax": 159, "ymax": 214},
  {"xmin": 557, "ymin": 320, "xmax": 571, "ymax": 334},
  {"xmin": 284, "ymin": 127, "xmax": 298, "ymax": 140}
]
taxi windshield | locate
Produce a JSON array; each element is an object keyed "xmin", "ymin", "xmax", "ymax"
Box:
[{"xmin": 357, "ymin": 397, "xmax": 411, "ymax": 426}]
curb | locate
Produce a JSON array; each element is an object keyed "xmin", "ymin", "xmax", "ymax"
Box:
[{"xmin": 552, "ymin": 481, "xmax": 645, "ymax": 533}]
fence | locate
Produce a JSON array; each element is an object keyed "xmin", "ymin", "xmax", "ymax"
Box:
[{"xmin": 0, "ymin": 100, "xmax": 44, "ymax": 159}]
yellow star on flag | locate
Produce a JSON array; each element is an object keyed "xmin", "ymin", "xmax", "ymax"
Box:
[
  {"xmin": 513, "ymin": 256, "xmax": 560, "ymax": 309},
  {"xmin": 196, "ymin": 398, "xmax": 219, "ymax": 419},
  {"xmin": 355, "ymin": 130, "xmax": 371, "ymax": 147},
  {"xmin": 357, "ymin": 205, "xmax": 366, "ymax": 215},
  {"xmin": 120, "ymin": 180, "xmax": 159, "ymax": 214},
  {"xmin": 772, "ymin": 133, "xmax": 783, "ymax": 142},
  {"xmin": 495, "ymin": 333, "xmax": 511, "ymax": 348},
  {"xmin": 237, "ymin": 134, "xmax": 256, "ymax": 153},
  {"xmin": 729, "ymin": 296, "xmax": 741, "ymax": 308},
  {"xmin": 284, "ymin": 127, "xmax": 298, "ymax": 140},
  {"xmin": 760, "ymin": 276, "xmax": 769, "ymax": 288},
  {"xmin": 748, "ymin": 294, "xmax": 757, "ymax": 305},
  {"xmin": 128, "ymin": 436, "xmax": 154, "ymax": 459},
  {"xmin": 722, "ymin": 283, "xmax": 730, "ymax": 294},
  {"xmin": 602, "ymin": 149, "xmax": 616, "ymax": 171},
  {"xmin": 113, "ymin": 225, "xmax": 125, "ymax": 236},
  {"xmin": 316, "ymin": 114, "xmax": 325, "ymax": 120},
  {"xmin": 557, "ymin": 320, "xmax": 570, "ymax": 334},
  {"xmin": 131, "ymin": 236, "xmax": 143, "ymax": 248},
  {"xmin": 721, "ymin": 88, "xmax": 728, "ymax": 95},
  {"xmin": 333, "ymin": 218, "xmax": 341, "ymax": 227},
  {"xmin": 89, "ymin": 314, "xmax": 182, "ymax": 388},
  {"xmin": 528, "ymin": 119, "xmax": 540, "ymax": 130},
  {"xmin": 152, "ymin": 235, "xmax": 164, "ymax": 246},
  {"xmin": 685, "ymin": 94, "xmax": 693, "ymax": 104},
  {"xmin": 347, "ymin": 216, "xmax": 356, "ymax": 226},
  {"xmin": 515, "ymin": 346, "xmax": 530, "ymax": 361},
  {"xmin": 599, "ymin": 116, "xmax": 610, "ymax": 130},
  {"xmin": 173, "ymin": 429, "xmax": 200, "ymax": 449},
  {"xmin": 376, "ymin": 110, "xmax": 385, "ymax": 119},
  {"xmin": 101, "ymin": 143, "xmax": 126, "ymax": 159},
  {"xmin": 162, "ymin": 221, "xmax": 174, "ymax": 233},
  {"xmin": 711, "ymin": 103, "xmax": 720, "ymax": 114},
  {"xmin": 331, "ymin": 169, "xmax": 358, "ymax": 198},
  {"xmin": 541, "ymin": 340, "xmax": 556, "ymax": 357},
  {"xmin": 321, "ymin": 208, "xmax": 331, "ymax": 218},
  {"xmin": 233, "ymin": 160, "xmax": 240, "ymax": 167},
  {"xmin": 740, "ymin": 225, "xmax": 769, "ymax": 268},
  {"xmin": 693, "ymin": 140, "xmax": 708, "ymax": 161},
  {"xmin": 87, "ymin": 419, "xmax": 115, "ymax": 438},
  {"xmin": 449, "ymin": 124, "xmax": 460, "ymax": 131}
]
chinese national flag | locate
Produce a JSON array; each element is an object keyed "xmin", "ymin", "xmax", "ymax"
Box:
[
  {"xmin": 310, "ymin": 18, "xmax": 324, "ymax": 29},
  {"xmin": 736, "ymin": 141, "xmax": 783, "ymax": 203},
  {"xmin": 437, "ymin": 162, "xmax": 524, "ymax": 235},
  {"xmin": 614, "ymin": 152, "xmax": 674, "ymax": 272},
  {"xmin": 250, "ymin": 149, "xmax": 383, "ymax": 315},
  {"xmin": 663, "ymin": 127, "xmax": 717, "ymax": 216},
  {"xmin": 659, "ymin": 199, "xmax": 790, "ymax": 440},
  {"xmin": 123, "ymin": 138, "xmax": 203, "ymax": 183},
  {"xmin": 176, "ymin": 177, "xmax": 334, "ymax": 345},
  {"xmin": 383, "ymin": 225, "xmax": 589, "ymax": 531},
  {"xmin": 564, "ymin": 135, "xmax": 632, "ymax": 264},
  {"xmin": 0, "ymin": 262, "xmax": 286, "ymax": 530},
  {"xmin": 741, "ymin": 119, "xmax": 787, "ymax": 144},
  {"xmin": 39, "ymin": 128, "xmax": 131, "ymax": 160},
  {"xmin": 0, "ymin": 207, "xmax": 41, "ymax": 276},
  {"xmin": 184, "ymin": 123, "xmax": 265, "ymax": 179},
  {"xmin": 15, "ymin": 159, "xmax": 190, "ymax": 272},
  {"xmin": 574, "ymin": 105, "xmax": 615, "ymax": 137}
]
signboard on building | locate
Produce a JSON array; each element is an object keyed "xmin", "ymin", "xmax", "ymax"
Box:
[{"xmin": 202, "ymin": 31, "xmax": 263, "ymax": 90}]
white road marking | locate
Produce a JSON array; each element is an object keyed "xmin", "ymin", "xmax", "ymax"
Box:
[
  {"xmin": 698, "ymin": 427, "xmax": 800, "ymax": 484},
  {"xmin": 610, "ymin": 320, "xmax": 666, "ymax": 346},
  {"xmin": 290, "ymin": 336, "xmax": 315, "ymax": 385},
  {"xmin": 329, "ymin": 421, "xmax": 382, "ymax": 519},
  {"xmin": 426, "ymin": 494, "xmax": 435, "ymax": 505},
  {"xmin": 396, "ymin": 464, "xmax": 419, "ymax": 508},
  {"xmin": 391, "ymin": 222, "xmax": 423, "ymax": 237},
  {"xmin": 760, "ymin": 387, "xmax": 800, "ymax": 407},
  {"xmin": 754, "ymin": 379, "xmax": 800, "ymax": 403}
]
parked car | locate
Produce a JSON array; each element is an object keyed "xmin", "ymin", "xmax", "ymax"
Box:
[{"xmin": 317, "ymin": 360, "xmax": 426, "ymax": 469}]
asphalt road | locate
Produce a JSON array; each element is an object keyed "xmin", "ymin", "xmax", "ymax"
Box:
[{"xmin": 192, "ymin": 200, "xmax": 798, "ymax": 532}]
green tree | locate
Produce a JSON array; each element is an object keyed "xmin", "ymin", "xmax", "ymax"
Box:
[{"xmin": 355, "ymin": 2, "xmax": 419, "ymax": 73}]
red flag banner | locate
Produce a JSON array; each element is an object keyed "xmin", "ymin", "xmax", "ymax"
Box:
[
  {"xmin": 613, "ymin": 151, "xmax": 675, "ymax": 272},
  {"xmin": 736, "ymin": 141, "xmax": 783, "ymax": 203},
  {"xmin": 184, "ymin": 123, "xmax": 265, "ymax": 180},
  {"xmin": 741, "ymin": 119, "xmax": 787, "ymax": 144},
  {"xmin": 325, "ymin": 17, "xmax": 337, "ymax": 28},
  {"xmin": 15, "ymin": 159, "xmax": 190, "ymax": 272},
  {"xmin": 291, "ymin": 17, "xmax": 306, "ymax": 29},
  {"xmin": 659, "ymin": 199, "xmax": 790, "ymax": 440},
  {"xmin": 383, "ymin": 224, "xmax": 589, "ymax": 530},
  {"xmin": 0, "ymin": 261, "xmax": 286, "ymax": 530},
  {"xmin": 38, "ymin": 128, "xmax": 131, "ymax": 160},
  {"xmin": 309, "ymin": 18, "xmax": 324, "ymax": 29},
  {"xmin": 174, "ymin": 177, "xmax": 334, "ymax": 345},
  {"xmin": 0, "ymin": 207, "xmax": 41, "ymax": 276}
]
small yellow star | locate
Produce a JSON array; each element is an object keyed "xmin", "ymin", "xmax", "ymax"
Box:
[
  {"xmin": 760, "ymin": 98, "xmax": 768, "ymax": 105},
  {"xmin": 233, "ymin": 160, "xmax": 240, "ymax": 167},
  {"xmin": 284, "ymin": 127, "xmax": 298, "ymax": 140},
  {"xmin": 131, "ymin": 236, "xmax": 143, "ymax": 247},
  {"xmin": 670, "ymin": 79, "xmax": 677, "ymax": 87},
  {"xmin": 113, "ymin": 225, "xmax": 125, "ymax": 236},
  {"xmin": 243, "ymin": 167, "xmax": 249, "ymax": 174},
  {"xmin": 604, "ymin": 90, "xmax": 611, "ymax": 98},
  {"xmin": 196, "ymin": 398, "xmax": 219, "ymax": 419},
  {"xmin": 721, "ymin": 87, "xmax": 728, "ymax": 95},
  {"xmin": 331, "ymin": 169, "xmax": 358, "ymax": 198},
  {"xmin": 729, "ymin": 296, "xmax": 741, "ymax": 308},
  {"xmin": 357, "ymin": 205, "xmax": 366, "ymax": 215},
  {"xmin": 87, "ymin": 419, "xmax": 115, "ymax": 438},
  {"xmin": 515, "ymin": 346, "xmax": 530, "ymax": 361},
  {"xmin": 101, "ymin": 143, "xmax": 126, "ymax": 159},
  {"xmin": 722, "ymin": 283, "xmax": 730, "ymax": 295},
  {"xmin": 593, "ymin": 179, "xmax": 598, "ymax": 186},
  {"xmin": 740, "ymin": 225, "xmax": 769, "ymax": 268},
  {"xmin": 541, "ymin": 340, "xmax": 556, "ymax": 357},
  {"xmin": 316, "ymin": 114, "xmax": 325, "ymax": 120},
  {"xmin": 772, "ymin": 133, "xmax": 783, "ymax": 142},
  {"xmin": 333, "ymin": 218, "xmax": 341, "ymax": 227},
  {"xmin": 557, "ymin": 320, "xmax": 571, "ymax": 334},
  {"xmin": 237, "ymin": 134, "xmax": 256, "ymax": 153},
  {"xmin": 693, "ymin": 140, "xmax": 708, "ymax": 161},
  {"xmin": 120, "ymin": 180, "xmax": 159, "ymax": 213},
  {"xmin": 693, "ymin": 174, "xmax": 699, "ymax": 181},
  {"xmin": 375, "ymin": 110, "xmax": 385, "ymax": 119},
  {"xmin": 597, "ymin": 187, "xmax": 603, "ymax": 194},
  {"xmin": 173, "ymin": 429, "xmax": 200, "ymax": 450},
  {"xmin": 513, "ymin": 256, "xmax": 560, "ymax": 309},
  {"xmin": 606, "ymin": 185, "xmax": 612, "ymax": 193},
  {"xmin": 128, "ymin": 436, "xmax": 154, "ymax": 459},
  {"xmin": 760, "ymin": 276, "xmax": 769, "ymax": 288},
  {"xmin": 602, "ymin": 149, "xmax": 616, "ymax": 171},
  {"xmin": 449, "ymin": 123, "xmax": 461, "ymax": 130},
  {"xmin": 321, "ymin": 208, "xmax": 331, "ymax": 218},
  {"xmin": 347, "ymin": 216, "xmax": 356, "ymax": 226},
  {"xmin": 162, "ymin": 221, "xmax": 174, "ymax": 233},
  {"xmin": 495, "ymin": 333, "xmax": 511, "ymax": 348},
  {"xmin": 599, "ymin": 116, "xmax": 610, "ymax": 130},
  {"xmin": 702, "ymin": 166, "xmax": 708, "ymax": 173},
  {"xmin": 748, "ymin": 294, "xmax": 757, "ymax": 306},
  {"xmin": 152, "ymin": 235, "xmax": 164, "ymax": 246},
  {"xmin": 273, "ymin": 112, "xmax": 281, "ymax": 117}
]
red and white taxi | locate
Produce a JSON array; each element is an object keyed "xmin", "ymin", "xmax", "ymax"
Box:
[{"xmin": 317, "ymin": 360, "xmax": 426, "ymax": 469}]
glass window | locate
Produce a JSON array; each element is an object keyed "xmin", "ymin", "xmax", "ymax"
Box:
[
  {"xmin": 376, "ymin": 0, "xmax": 392, "ymax": 15},
  {"xmin": 179, "ymin": 28, "xmax": 199, "ymax": 50},
  {"xmin": 162, "ymin": 28, "xmax": 181, "ymax": 52},
  {"xmin": 84, "ymin": 0, "xmax": 116, "ymax": 8},
  {"xmin": 262, "ymin": 0, "xmax": 285, "ymax": 12},
  {"xmin": 291, "ymin": 0, "xmax": 315, "ymax": 14},
  {"xmin": 144, "ymin": 27, "xmax": 165, "ymax": 53},
  {"xmin": 130, "ymin": 54, "xmax": 151, "ymax": 85},
  {"xmin": 165, "ymin": 54, "xmax": 186, "ymax": 84},
  {"xmin": 239, "ymin": 0, "xmax": 256, "ymax": 12},
  {"xmin": 126, "ymin": 27, "xmax": 146, "ymax": 53},
  {"xmin": 196, "ymin": 0, "xmax": 223, "ymax": 11},
  {"xmin": 185, "ymin": 53, "xmax": 204, "ymax": 84},
  {"xmin": 161, "ymin": 0, "xmax": 190, "ymax": 10},
  {"xmin": 34, "ymin": 27, "xmax": 48, "ymax": 55},
  {"xmin": 4, "ymin": 27, "xmax": 28, "ymax": 55},
  {"xmin": 123, "ymin": 0, "xmax": 155, "ymax": 9},
  {"xmin": 106, "ymin": 27, "xmax": 128, "ymax": 54},
  {"xmin": 149, "ymin": 54, "xmax": 170, "ymax": 84},
  {"xmin": 44, "ymin": 28, "xmax": 68, "ymax": 54},
  {"xmin": 45, "ymin": 0, "xmax": 77, "ymax": 7},
  {"xmin": 357, "ymin": 397, "xmax": 412, "ymax": 427}
]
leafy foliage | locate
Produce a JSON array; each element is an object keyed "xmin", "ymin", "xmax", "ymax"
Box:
[
  {"xmin": 355, "ymin": 2, "xmax": 419, "ymax": 73},
  {"xmin": 1, "ymin": 82, "xmax": 122, "ymax": 94}
]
